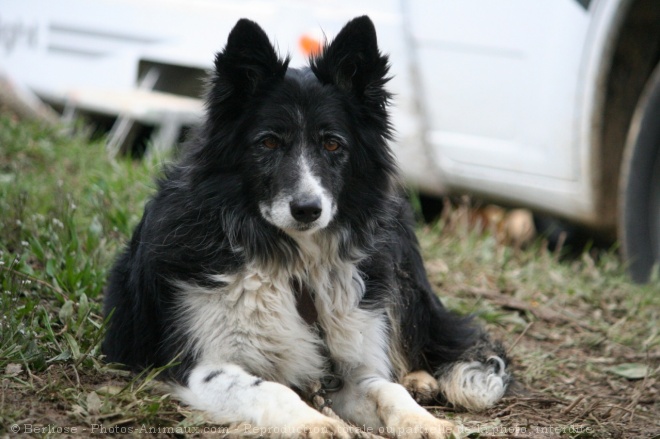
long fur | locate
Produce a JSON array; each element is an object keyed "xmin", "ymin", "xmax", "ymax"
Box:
[{"xmin": 103, "ymin": 16, "xmax": 510, "ymax": 437}]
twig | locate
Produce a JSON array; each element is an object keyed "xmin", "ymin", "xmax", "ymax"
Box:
[
  {"xmin": 520, "ymin": 413, "xmax": 556, "ymax": 426},
  {"xmin": 569, "ymin": 400, "xmax": 600, "ymax": 424},
  {"xmin": 560, "ymin": 395, "xmax": 584, "ymax": 414},
  {"xmin": 509, "ymin": 321, "xmax": 533, "ymax": 351},
  {"xmin": 588, "ymin": 412, "xmax": 605, "ymax": 430},
  {"xmin": 602, "ymin": 403, "xmax": 646, "ymax": 424},
  {"xmin": 493, "ymin": 402, "xmax": 526, "ymax": 418},
  {"xmin": 623, "ymin": 377, "xmax": 646, "ymax": 425},
  {"xmin": 60, "ymin": 365, "xmax": 77, "ymax": 389},
  {"xmin": 70, "ymin": 363, "xmax": 81, "ymax": 387}
]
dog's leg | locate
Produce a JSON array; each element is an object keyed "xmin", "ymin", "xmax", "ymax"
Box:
[
  {"xmin": 332, "ymin": 375, "xmax": 458, "ymax": 439},
  {"xmin": 176, "ymin": 364, "xmax": 351, "ymax": 439},
  {"xmin": 366, "ymin": 378, "xmax": 458, "ymax": 439}
]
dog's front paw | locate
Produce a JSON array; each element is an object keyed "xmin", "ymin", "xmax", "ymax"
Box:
[
  {"xmin": 284, "ymin": 412, "xmax": 355, "ymax": 439},
  {"xmin": 238, "ymin": 414, "xmax": 354, "ymax": 439},
  {"xmin": 387, "ymin": 413, "xmax": 459, "ymax": 439},
  {"xmin": 401, "ymin": 371, "xmax": 440, "ymax": 405},
  {"xmin": 300, "ymin": 417, "xmax": 353, "ymax": 439}
]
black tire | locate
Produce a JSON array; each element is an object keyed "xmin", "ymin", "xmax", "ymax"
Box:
[{"xmin": 620, "ymin": 62, "xmax": 660, "ymax": 283}]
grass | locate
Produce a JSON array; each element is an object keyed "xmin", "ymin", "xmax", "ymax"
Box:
[
  {"xmin": 0, "ymin": 113, "xmax": 658, "ymax": 437},
  {"xmin": 0, "ymin": 115, "xmax": 181, "ymax": 434}
]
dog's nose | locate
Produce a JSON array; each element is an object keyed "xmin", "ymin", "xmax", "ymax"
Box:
[{"xmin": 290, "ymin": 198, "xmax": 322, "ymax": 223}]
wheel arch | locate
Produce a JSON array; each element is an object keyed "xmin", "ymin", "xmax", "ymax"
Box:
[{"xmin": 588, "ymin": 0, "xmax": 660, "ymax": 235}]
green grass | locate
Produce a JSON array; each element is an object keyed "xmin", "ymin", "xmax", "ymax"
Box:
[
  {"xmin": 0, "ymin": 116, "xmax": 153, "ymax": 369},
  {"xmin": 0, "ymin": 116, "xmax": 180, "ymax": 433},
  {"xmin": 0, "ymin": 114, "xmax": 658, "ymax": 437}
]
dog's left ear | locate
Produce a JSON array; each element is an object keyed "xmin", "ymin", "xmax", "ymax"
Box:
[
  {"xmin": 311, "ymin": 16, "xmax": 390, "ymax": 106},
  {"xmin": 211, "ymin": 19, "xmax": 289, "ymax": 105}
]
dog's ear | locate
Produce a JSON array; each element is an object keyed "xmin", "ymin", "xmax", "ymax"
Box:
[
  {"xmin": 311, "ymin": 16, "xmax": 390, "ymax": 105},
  {"xmin": 212, "ymin": 19, "xmax": 289, "ymax": 98}
]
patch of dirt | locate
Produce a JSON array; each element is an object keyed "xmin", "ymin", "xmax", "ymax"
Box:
[{"xmin": 3, "ymin": 365, "xmax": 121, "ymax": 437}]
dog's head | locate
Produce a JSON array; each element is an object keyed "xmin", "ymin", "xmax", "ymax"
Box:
[{"xmin": 196, "ymin": 16, "xmax": 393, "ymax": 236}]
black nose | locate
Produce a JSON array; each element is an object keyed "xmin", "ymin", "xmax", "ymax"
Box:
[{"xmin": 290, "ymin": 198, "xmax": 322, "ymax": 223}]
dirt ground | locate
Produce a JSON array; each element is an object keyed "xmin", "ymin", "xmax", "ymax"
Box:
[
  {"xmin": 434, "ymin": 284, "xmax": 660, "ymax": 438},
  {"xmin": 3, "ymin": 302, "xmax": 658, "ymax": 439}
]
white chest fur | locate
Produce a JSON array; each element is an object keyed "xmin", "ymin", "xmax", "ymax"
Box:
[{"xmin": 175, "ymin": 235, "xmax": 393, "ymax": 389}]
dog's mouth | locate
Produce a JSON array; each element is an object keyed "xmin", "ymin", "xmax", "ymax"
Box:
[{"xmin": 288, "ymin": 222, "xmax": 316, "ymax": 233}]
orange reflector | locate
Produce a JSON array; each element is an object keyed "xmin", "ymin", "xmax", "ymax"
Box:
[{"xmin": 299, "ymin": 35, "xmax": 322, "ymax": 57}]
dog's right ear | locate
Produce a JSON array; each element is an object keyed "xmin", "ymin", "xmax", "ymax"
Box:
[
  {"xmin": 211, "ymin": 19, "xmax": 289, "ymax": 100},
  {"xmin": 311, "ymin": 16, "xmax": 390, "ymax": 106}
]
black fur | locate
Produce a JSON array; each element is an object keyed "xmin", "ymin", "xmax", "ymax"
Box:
[{"xmin": 103, "ymin": 16, "xmax": 507, "ymax": 404}]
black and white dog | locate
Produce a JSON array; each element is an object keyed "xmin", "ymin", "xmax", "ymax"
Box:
[{"xmin": 103, "ymin": 16, "xmax": 510, "ymax": 438}]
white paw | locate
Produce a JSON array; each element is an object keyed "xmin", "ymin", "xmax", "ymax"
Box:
[
  {"xmin": 217, "ymin": 380, "xmax": 356, "ymax": 438},
  {"xmin": 285, "ymin": 412, "xmax": 354, "ymax": 439},
  {"xmin": 298, "ymin": 416, "xmax": 354, "ymax": 439},
  {"xmin": 238, "ymin": 412, "xmax": 354, "ymax": 438},
  {"xmin": 386, "ymin": 412, "xmax": 458, "ymax": 439},
  {"xmin": 402, "ymin": 371, "xmax": 440, "ymax": 405}
]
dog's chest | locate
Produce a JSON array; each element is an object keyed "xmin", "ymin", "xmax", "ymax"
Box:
[{"xmin": 178, "ymin": 257, "xmax": 387, "ymax": 388}]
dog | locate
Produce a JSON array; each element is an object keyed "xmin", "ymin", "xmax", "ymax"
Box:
[{"xmin": 103, "ymin": 16, "xmax": 511, "ymax": 438}]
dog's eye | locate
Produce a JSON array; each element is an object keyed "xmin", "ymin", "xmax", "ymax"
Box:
[
  {"xmin": 262, "ymin": 137, "xmax": 280, "ymax": 149},
  {"xmin": 323, "ymin": 140, "xmax": 340, "ymax": 152}
]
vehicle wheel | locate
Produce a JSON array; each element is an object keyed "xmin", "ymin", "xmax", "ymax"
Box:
[{"xmin": 619, "ymin": 62, "xmax": 660, "ymax": 283}]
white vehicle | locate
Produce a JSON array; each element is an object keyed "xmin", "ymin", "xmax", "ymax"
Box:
[{"xmin": 2, "ymin": 0, "xmax": 659, "ymax": 281}]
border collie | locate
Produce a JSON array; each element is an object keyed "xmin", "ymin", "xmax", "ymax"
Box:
[{"xmin": 103, "ymin": 16, "xmax": 510, "ymax": 438}]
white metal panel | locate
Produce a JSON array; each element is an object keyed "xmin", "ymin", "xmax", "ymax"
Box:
[{"xmin": 409, "ymin": 0, "xmax": 590, "ymax": 182}]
